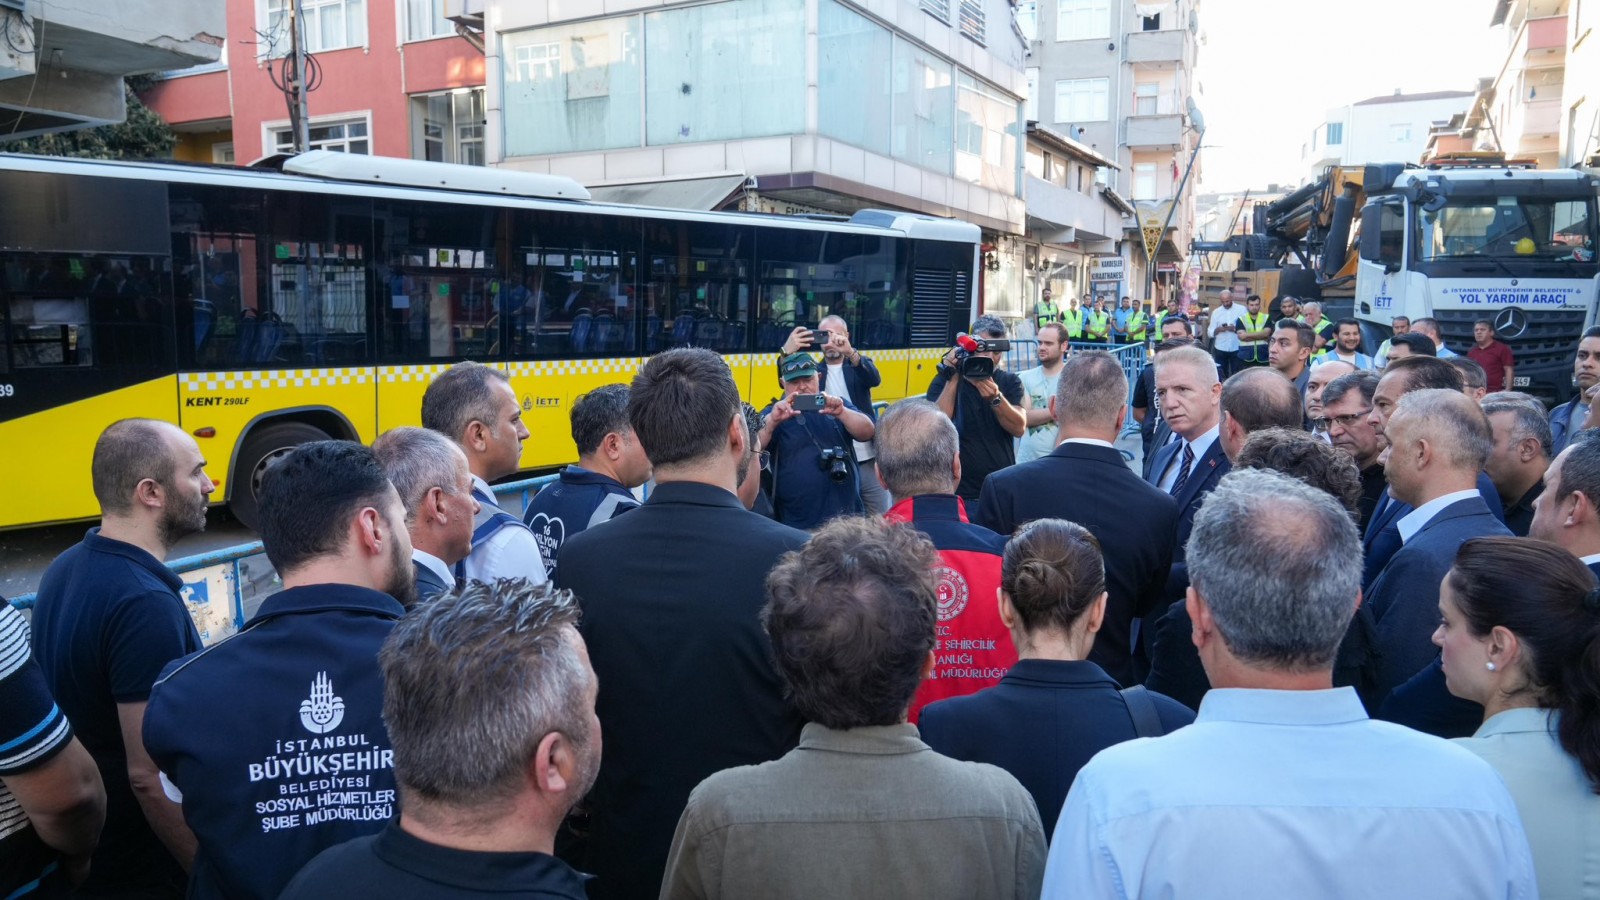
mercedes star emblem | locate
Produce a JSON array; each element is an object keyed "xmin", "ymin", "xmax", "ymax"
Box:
[{"xmin": 1494, "ymin": 307, "xmax": 1529, "ymax": 340}]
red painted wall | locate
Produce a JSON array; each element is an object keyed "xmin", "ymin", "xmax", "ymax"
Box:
[{"xmin": 147, "ymin": 0, "xmax": 484, "ymax": 163}]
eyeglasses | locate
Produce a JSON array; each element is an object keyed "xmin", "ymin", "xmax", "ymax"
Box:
[
  {"xmin": 749, "ymin": 449, "xmax": 771, "ymax": 471},
  {"xmin": 1313, "ymin": 408, "xmax": 1373, "ymax": 432}
]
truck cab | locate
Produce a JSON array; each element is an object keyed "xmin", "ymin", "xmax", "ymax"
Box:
[{"xmin": 1354, "ymin": 159, "xmax": 1598, "ymax": 402}]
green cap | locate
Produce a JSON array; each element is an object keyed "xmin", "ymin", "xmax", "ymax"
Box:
[{"xmin": 778, "ymin": 352, "xmax": 820, "ymax": 381}]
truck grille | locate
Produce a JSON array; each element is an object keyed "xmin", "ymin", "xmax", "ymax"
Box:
[{"xmin": 1434, "ymin": 309, "xmax": 1588, "ymax": 372}]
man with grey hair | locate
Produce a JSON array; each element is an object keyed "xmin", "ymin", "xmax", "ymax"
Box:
[
  {"xmin": 1480, "ymin": 392, "xmax": 1552, "ymax": 536},
  {"xmin": 978, "ymin": 352, "xmax": 1180, "ymax": 686},
  {"xmin": 421, "ymin": 361, "xmax": 547, "ymax": 586},
  {"xmin": 1043, "ymin": 470, "xmax": 1536, "ymax": 899},
  {"xmin": 1320, "ymin": 371, "xmax": 1386, "ymax": 530},
  {"xmin": 1365, "ymin": 389, "xmax": 1511, "ymax": 706},
  {"xmin": 1147, "ymin": 345, "xmax": 1230, "ymax": 592},
  {"xmin": 1300, "ymin": 300, "xmax": 1333, "ymax": 358},
  {"xmin": 372, "ymin": 426, "xmax": 481, "ymax": 600},
  {"xmin": 875, "ymin": 399, "xmax": 1009, "ymax": 718},
  {"xmin": 927, "ymin": 315, "xmax": 1025, "ymax": 501},
  {"xmin": 280, "ymin": 581, "xmax": 596, "ymax": 899},
  {"xmin": 1410, "ymin": 316, "xmax": 1456, "ymax": 358}
]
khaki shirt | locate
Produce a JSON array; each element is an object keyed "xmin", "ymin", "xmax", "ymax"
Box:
[{"xmin": 661, "ymin": 722, "xmax": 1046, "ymax": 900}]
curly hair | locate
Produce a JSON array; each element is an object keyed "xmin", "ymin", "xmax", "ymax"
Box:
[{"xmin": 1235, "ymin": 427, "xmax": 1363, "ymax": 520}]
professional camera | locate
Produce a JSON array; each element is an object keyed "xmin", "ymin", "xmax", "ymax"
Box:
[
  {"xmin": 952, "ymin": 332, "xmax": 1011, "ymax": 379},
  {"xmin": 817, "ymin": 447, "xmax": 852, "ymax": 484}
]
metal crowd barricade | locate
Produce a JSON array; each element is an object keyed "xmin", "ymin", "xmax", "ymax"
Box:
[{"xmin": 7, "ymin": 473, "xmax": 565, "ymax": 642}]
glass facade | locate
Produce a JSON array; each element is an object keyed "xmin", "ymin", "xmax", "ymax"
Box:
[{"xmin": 499, "ymin": 0, "xmax": 1019, "ymax": 198}]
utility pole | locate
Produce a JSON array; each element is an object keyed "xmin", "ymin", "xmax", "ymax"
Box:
[{"xmin": 288, "ymin": 0, "xmax": 311, "ymax": 152}]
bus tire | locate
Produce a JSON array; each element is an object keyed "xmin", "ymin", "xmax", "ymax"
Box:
[{"xmin": 229, "ymin": 421, "xmax": 332, "ymax": 532}]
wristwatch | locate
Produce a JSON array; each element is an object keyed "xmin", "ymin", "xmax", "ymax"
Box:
[{"xmin": 989, "ymin": 394, "xmax": 1003, "ymax": 407}]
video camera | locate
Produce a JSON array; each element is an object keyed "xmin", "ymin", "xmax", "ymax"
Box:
[{"xmin": 952, "ymin": 332, "xmax": 1011, "ymax": 379}]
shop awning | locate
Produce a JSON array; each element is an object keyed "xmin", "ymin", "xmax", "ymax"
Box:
[{"xmin": 585, "ymin": 174, "xmax": 748, "ymax": 211}]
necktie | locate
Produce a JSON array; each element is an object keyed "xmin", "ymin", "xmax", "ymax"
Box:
[{"xmin": 1170, "ymin": 442, "xmax": 1195, "ymax": 497}]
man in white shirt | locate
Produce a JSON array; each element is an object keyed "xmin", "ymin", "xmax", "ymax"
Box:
[
  {"xmin": 371, "ymin": 426, "xmax": 480, "ymax": 602},
  {"xmin": 1044, "ymin": 470, "xmax": 1537, "ymax": 900},
  {"xmin": 421, "ymin": 361, "xmax": 549, "ymax": 586},
  {"xmin": 1017, "ymin": 323, "xmax": 1066, "ymax": 463},
  {"xmin": 1207, "ymin": 289, "xmax": 1247, "ymax": 379},
  {"xmin": 1365, "ymin": 389, "xmax": 1511, "ymax": 702}
]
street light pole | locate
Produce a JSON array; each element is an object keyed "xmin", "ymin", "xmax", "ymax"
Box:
[
  {"xmin": 289, "ymin": 0, "xmax": 311, "ymax": 152},
  {"xmin": 1145, "ymin": 98, "xmax": 1206, "ymax": 308}
]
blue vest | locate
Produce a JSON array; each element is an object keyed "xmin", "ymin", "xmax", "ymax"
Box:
[{"xmin": 523, "ymin": 466, "xmax": 640, "ymax": 581}]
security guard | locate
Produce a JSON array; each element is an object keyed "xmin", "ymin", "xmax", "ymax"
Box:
[
  {"xmin": 1126, "ymin": 302, "xmax": 1150, "ymax": 344},
  {"xmin": 1061, "ymin": 300, "xmax": 1086, "ymax": 341},
  {"xmin": 144, "ymin": 442, "xmax": 408, "ymax": 900},
  {"xmin": 1034, "ymin": 287, "xmax": 1059, "ymax": 330},
  {"xmin": 1152, "ymin": 296, "xmax": 1181, "ymax": 334},
  {"xmin": 1085, "ymin": 298, "xmax": 1111, "ymax": 343},
  {"xmin": 1235, "ymin": 293, "xmax": 1272, "ymax": 367}
]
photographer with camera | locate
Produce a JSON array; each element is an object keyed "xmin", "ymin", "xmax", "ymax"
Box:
[
  {"xmin": 928, "ymin": 315, "xmax": 1026, "ymax": 502},
  {"xmin": 757, "ymin": 352, "xmax": 876, "ymax": 529}
]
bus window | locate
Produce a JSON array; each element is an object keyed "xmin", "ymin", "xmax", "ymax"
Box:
[
  {"xmin": 375, "ymin": 201, "xmax": 506, "ymax": 362},
  {"xmin": 642, "ymin": 222, "xmax": 752, "ymax": 353},
  {"xmin": 755, "ymin": 231, "xmax": 908, "ymax": 351},
  {"xmin": 258, "ymin": 195, "xmax": 375, "ymax": 366},
  {"xmin": 509, "ymin": 209, "xmax": 640, "ymax": 358},
  {"xmin": 171, "ymin": 185, "xmax": 266, "ymax": 369},
  {"xmin": 1, "ymin": 252, "xmax": 173, "ymax": 371}
]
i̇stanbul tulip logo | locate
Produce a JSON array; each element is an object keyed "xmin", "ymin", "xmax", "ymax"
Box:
[{"xmin": 299, "ymin": 672, "xmax": 345, "ymax": 734}]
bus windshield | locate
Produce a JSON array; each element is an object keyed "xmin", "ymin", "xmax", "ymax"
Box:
[{"xmin": 1417, "ymin": 195, "xmax": 1597, "ymax": 262}]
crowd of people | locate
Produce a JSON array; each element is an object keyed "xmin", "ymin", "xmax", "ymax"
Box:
[{"xmin": 3, "ymin": 295, "xmax": 1599, "ymax": 900}]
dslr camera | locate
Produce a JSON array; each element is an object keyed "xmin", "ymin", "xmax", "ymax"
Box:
[
  {"xmin": 952, "ymin": 332, "xmax": 1011, "ymax": 379},
  {"xmin": 817, "ymin": 447, "xmax": 852, "ymax": 484}
]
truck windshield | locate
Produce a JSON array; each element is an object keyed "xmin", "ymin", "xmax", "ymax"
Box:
[{"xmin": 1417, "ymin": 196, "xmax": 1596, "ymax": 262}]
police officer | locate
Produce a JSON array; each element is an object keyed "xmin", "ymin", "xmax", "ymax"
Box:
[
  {"xmin": 521, "ymin": 384, "xmax": 651, "ymax": 582},
  {"xmin": 1035, "ymin": 287, "xmax": 1059, "ymax": 331},
  {"xmin": 757, "ymin": 352, "xmax": 876, "ymax": 529},
  {"xmin": 1235, "ymin": 294, "xmax": 1272, "ymax": 368},
  {"xmin": 144, "ymin": 441, "xmax": 410, "ymax": 900}
]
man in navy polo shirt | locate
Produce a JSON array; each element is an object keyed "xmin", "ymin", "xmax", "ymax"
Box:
[
  {"xmin": 31, "ymin": 418, "xmax": 215, "ymax": 898},
  {"xmin": 756, "ymin": 352, "xmax": 875, "ymax": 530},
  {"xmin": 522, "ymin": 384, "xmax": 651, "ymax": 581},
  {"xmin": 281, "ymin": 580, "xmax": 595, "ymax": 900},
  {"xmin": 372, "ymin": 426, "xmax": 480, "ymax": 601},
  {"xmin": 143, "ymin": 441, "xmax": 411, "ymax": 900}
]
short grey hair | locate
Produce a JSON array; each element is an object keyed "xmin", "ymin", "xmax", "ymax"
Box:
[
  {"xmin": 971, "ymin": 314, "xmax": 1006, "ymax": 339},
  {"xmin": 371, "ymin": 426, "xmax": 469, "ymax": 525},
  {"xmin": 1155, "ymin": 345, "xmax": 1220, "ymax": 387},
  {"xmin": 1054, "ymin": 351, "xmax": 1127, "ymax": 430},
  {"xmin": 1188, "ymin": 470, "xmax": 1361, "ymax": 671},
  {"xmin": 818, "ymin": 314, "xmax": 848, "ymax": 333},
  {"xmin": 1392, "ymin": 388, "xmax": 1494, "ymax": 471},
  {"xmin": 379, "ymin": 579, "xmax": 590, "ymax": 812},
  {"xmin": 421, "ymin": 361, "xmax": 510, "ymax": 444},
  {"xmin": 1300, "ymin": 301, "xmax": 1322, "ymax": 316},
  {"xmin": 874, "ymin": 399, "xmax": 959, "ymax": 498},
  {"xmin": 1481, "ymin": 392, "xmax": 1554, "ymax": 459}
]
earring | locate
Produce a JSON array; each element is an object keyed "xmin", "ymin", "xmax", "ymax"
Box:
[{"xmin": 1486, "ymin": 661, "xmax": 1497, "ymax": 672}]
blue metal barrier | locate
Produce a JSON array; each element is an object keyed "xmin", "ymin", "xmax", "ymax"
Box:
[{"xmin": 7, "ymin": 473, "xmax": 565, "ymax": 628}]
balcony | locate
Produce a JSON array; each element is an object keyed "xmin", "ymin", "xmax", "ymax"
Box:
[
  {"xmin": 1124, "ymin": 114, "xmax": 1183, "ymax": 150},
  {"xmin": 1125, "ymin": 29, "xmax": 1191, "ymax": 69},
  {"xmin": 1520, "ymin": 15, "xmax": 1567, "ymax": 68}
]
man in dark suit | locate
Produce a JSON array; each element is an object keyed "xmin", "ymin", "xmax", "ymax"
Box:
[
  {"xmin": 1365, "ymin": 388, "xmax": 1510, "ymax": 708},
  {"xmin": 1144, "ymin": 367, "xmax": 1305, "ymax": 709},
  {"xmin": 1384, "ymin": 428, "xmax": 1600, "ymax": 737},
  {"xmin": 977, "ymin": 351, "xmax": 1179, "ymax": 686},
  {"xmin": 1144, "ymin": 345, "xmax": 1231, "ymax": 590},
  {"xmin": 1362, "ymin": 357, "xmax": 1503, "ymax": 587},
  {"xmin": 371, "ymin": 426, "xmax": 478, "ymax": 605},
  {"xmin": 1481, "ymin": 393, "xmax": 1550, "ymax": 536},
  {"xmin": 555, "ymin": 348, "xmax": 808, "ymax": 900}
]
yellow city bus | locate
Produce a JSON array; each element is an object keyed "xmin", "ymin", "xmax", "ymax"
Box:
[{"xmin": 0, "ymin": 151, "xmax": 979, "ymax": 530}]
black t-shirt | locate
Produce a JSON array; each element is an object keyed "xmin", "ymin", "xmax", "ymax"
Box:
[
  {"xmin": 925, "ymin": 368, "xmax": 1025, "ymax": 500},
  {"xmin": 280, "ymin": 822, "xmax": 590, "ymax": 900},
  {"xmin": 29, "ymin": 529, "xmax": 201, "ymax": 896},
  {"xmin": 1132, "ymin": 364, "xmax": 1158, "ymax": 442}
]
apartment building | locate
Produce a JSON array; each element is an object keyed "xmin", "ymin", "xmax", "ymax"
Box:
[
  {"xmin": 142, "ymin": 0, "xmax": 485, "ymax": 167},
  {"xmin": 1, "ymin": 0, "xmax": 222, "ymax": 138},
  {"xmin": 1301, "ymin": 90, "xmax": 1473, "ymax": 177},
  {"xmin": 1022, "ymin": 0, "xmax": 1202, "ymax": 304}
]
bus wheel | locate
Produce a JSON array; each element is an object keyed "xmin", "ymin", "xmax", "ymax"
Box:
[{"xmin": 229, "ymin": 421, "xmax": 331, "ymax": 532}]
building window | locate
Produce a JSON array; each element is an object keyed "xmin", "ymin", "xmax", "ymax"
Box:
[
  {"xmin": 1142, "ymin": 13, "xmax": 1160, "ymax": 30},
  {"xmin": 270, "ymin": 116, "xmax": 371, "ymax": 154},
  {"xmin": 212, "ymin": 143, "xmax": 236, "ymax": 164},
  {"xmin": 1056, "ymin": 0, "xmax": 1110, "ymax": 41},
  {"xmin": 1390, "ymin": 123, "xmax": 1412, "ymax": 143},
  {"xmin": 1134, "ymin": 82, "xmax": 1158, "ymax": 116},
  {"xmin": 1015, "ymin": 0, "xmax": 1037, "ymax": 42},
  {"xmin": 1054, "ymin": 77, "xmax": 1109, "ymax": 123},
  {"xmin": 644, "ymin": 0, "xmax": 805, "ymax": 145},
  {"xmin": 413, "ymin": 89, "xmax": 486, "ymax": 165},
  {"xmin": 406, "ymin": 0, "xmax": 453, "ymax": 41},
  {"xmin": 957, "ymin": 0, "xmax": 986, "ymax": 44},
  {"xmin": 1326, "ymin": 121, "xmax": 1343, "ymax": 145},
  {"xmin": 1133, "ymin": 162, "xmax": 1157, "ymax": 200},
  {"xmin": 265, "ymin": 0, "xmax": 368, "ymax": 54},
  {"xmin": 501, "ymin": 18, "xmax": 644, "ymax": 156}
]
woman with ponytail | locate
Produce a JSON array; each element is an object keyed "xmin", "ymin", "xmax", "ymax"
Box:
[
  {"xmin": 919, "ymin": 518, "xmax": 1193, "ymax": 837},
  {"xmin": 1434, "ymin": 536, "xmax": 1600, "ymax": 899}
]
